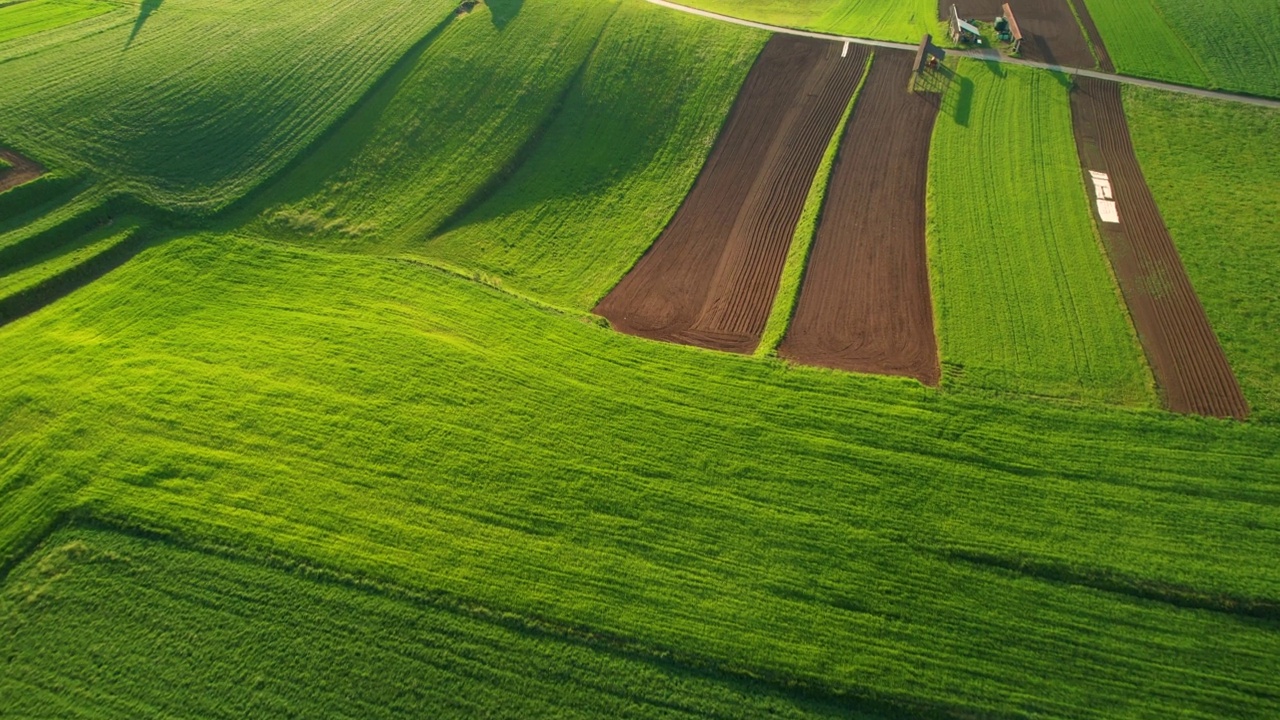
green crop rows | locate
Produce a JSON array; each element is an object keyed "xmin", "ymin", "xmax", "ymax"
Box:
[
  {"xmin": 1, "ymin": 0, "xmax": 1278, "ymax": 716},
  {"xmin": 1125, "ymin": 86, "xmax": 1280, "ymax": 421},
  {"xmin": 1084, "ymin": 0, "xmax": 1280, "ymax": 98},
  {"xmin": 0, "ymin": 0, "xmax": 115, "ymax": 44},
  {"xmin": 927, "ymin": 60, "xmax": 1152, "ymax": 404}
]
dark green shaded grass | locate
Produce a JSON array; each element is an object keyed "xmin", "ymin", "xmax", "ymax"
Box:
[
  {"xmin": 0, "ymin": 0, "xmax": 459, "ymax": 212},
  {"xmin": 424, "ymin": 1, "xmax": 765, "ymax": 309},
  {"xmin": 1, "ymin": 234, "xmax": 1277, "ymax": 717},
  {"xmin": 0, "ymin": 526, "xmax": 872, "ymax": 719},
  {"xmin": 1124, "ymin": 87, "xmax": 1280, "ymax": 421},
  {"xmin": 242, "ymin": 0, "xmax": 620, "ymax": 252}
]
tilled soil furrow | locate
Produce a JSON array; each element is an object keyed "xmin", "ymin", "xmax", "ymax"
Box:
[
  {"xmin": 1069, "ymin": 77, "xmax": 1248, "ymax": 419},
  {"xmin": 778, "ymin": 50, "xmax": 942, "ymax": 385},
  {"xmin": 945, "ymin": 0, "xmax": 1104, "ymax": 70},
  {"xmin": 596, "ymin": 36, "xmax": 869, "ymax": 354},
  {"xmin": 0, "ymin": 148, "xmax": 44, "ymax": 194}
]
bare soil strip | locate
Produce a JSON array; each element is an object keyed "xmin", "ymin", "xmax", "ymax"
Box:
[
  {"xmin": 945, "ymin": 0, "xmax": 1105, "ymax": 70},
  {"xmin": 778, "ymin": 51, "xmax": 941, "ymax": 385},
  {"xmin": 1070, "ymin": 77, "xmax": 1248, "ymax": 419},
  {"xmin": 0, "ymin": 148, "xmax": 44, "ymax": 194},
  {"xmin": 596, "ymin": 36, "xmax": 869, "ymax": 353}
]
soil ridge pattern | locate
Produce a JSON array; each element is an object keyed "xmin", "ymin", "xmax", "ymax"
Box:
[
  {"xmin": 1070, "ymin": 76, "xmax": 1248, "ymax": 419},
  {"xmin": 596, "ymin": 35, "xmax": 869, "ymax": 354},
  {"xmin": 778, "ymin": 50, "xmax": 942, "ymax": 385}
]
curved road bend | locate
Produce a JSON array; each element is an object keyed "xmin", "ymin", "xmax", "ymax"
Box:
[{"xmin": 643, "ymin": 0, "xmax": 1280, "ymax": 110}]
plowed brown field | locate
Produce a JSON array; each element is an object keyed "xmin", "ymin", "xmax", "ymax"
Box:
[
  {"xmin": 1070, "ymin": 77, "xmax": 1247, "ymax": 419},
  {"xmin": 945, "ymin": 0, "xmax": 1112, "ymax": 71},
  {"xmin": 595, "ymin": 36, "xmax": 869, "ymax": 354},
  {"xmin": 778, "ymin": 51, "xmax": 941, "ymax": 385},
  {"xmin": 0, "ymin": 148, "xmax": 43, "ymax": 194}
]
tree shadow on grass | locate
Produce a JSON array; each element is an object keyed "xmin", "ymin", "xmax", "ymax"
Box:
[
  {"xmin": 487, "ymin": 0, "xmax": 522, "ymax": 30},
  {"xmin": 124, "ymin": 0, "xmax": 163, "ymax": 50}
]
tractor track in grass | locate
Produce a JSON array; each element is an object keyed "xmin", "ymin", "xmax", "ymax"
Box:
[
  {"xmin": 595, "ymin": 35, "xmax": 869, "ymax": 354},
  {"xmin": 1070, "ymin": 77, "xmax": 1248, "ymax": 419},
  {"xmin": 778, "ymin": 50, "xmax": 941, "ymax": 385},
  {"xmin": 0, "ymin": 148, "xmax": 43, "ymax": 194}
]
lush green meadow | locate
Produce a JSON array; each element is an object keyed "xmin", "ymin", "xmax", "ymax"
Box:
[
  {"xmin": 1, "ymin": 527, "xmax": 867, "ymax": 719},
  {"xmin": 1, "ymin": 0, "xmax": 1279, "ymax": 717},
  {"xmin": 423, "ymin": 2, "xmax": 765, "ymax": 309},
  {"xmin": 242, "ymin": 0, "xmax": 618, "ymax": 251},
  {"xmin": 0, "ymin": 0, "xmax": 115, "ymax": 44},
  {"xmin": 2, "ymin": 234, "xmax": 1278, "ymax": 718},
  {"xmin": 926, "ymin": 60, "xmax": 1152, "ymax": 404},
  {"xmin": 0, "ymin": 0, "xmax": 459, "ymax": 211},
  {"xmin": 678, "ymin": 0, "xmax": 938, "ymax": 42},
  {"xmin": 1084, "ymin": 0, "xmax": 1280, "ymax": 98},
  {"xmin": 1124, "ymin": 87, "xmax": 1280, "ymax": 421}
]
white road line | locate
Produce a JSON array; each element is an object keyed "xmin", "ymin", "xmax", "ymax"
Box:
[{"xmin": 641, "ymin": 0, "xmax": 1280, "ymax": 110}]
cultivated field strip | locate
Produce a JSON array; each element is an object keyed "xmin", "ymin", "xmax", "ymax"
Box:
[
  {"xmin": 0, "ymin": 148, "xmax": 43, "ymax": 194},
  {"xmin": 597, "ymin": 36, "xmax": 869, "ymax": 353},
  {"xmin": 946, "ymin": 0, "xmax": 1108, "ymax": 69},
  {"xmin": 1070, "ymin": 78, "xmax": 1248, "ymax": 419},
  {"xmin": 779, "ymin": 51, "xmax": 941, "ymax": 384}
]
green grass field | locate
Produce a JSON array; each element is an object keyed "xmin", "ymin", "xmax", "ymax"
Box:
[
  {"xmin": 676, "ymin": 0, "xmax": 938, "ymax": 43},
  {"xmin": 1084, "ymin": 0, "xmax": 1280, "ymax": 98},
  {"xmin": 0, "ymin": 0, "xmax": 115, "ymax": 44},
  {"xmin": 1124, "ymin": 87, "xmax": 1280, "ymax": 421},
  {"xmin": 1, "ymin": 0, "xmax": 1278, "ymax": 716},
  {"xmin": 2, "ymin": 526, "xmax": 870, "ymax": 718},
  {"xmin": 422, "ymin": 3, "xmax": 765, "ymax": 309},
  {"xmin": 0, "ymin": 0, "xmax": 459, "ymax": 212},
  {"xmin": 927, "ymin": 60, "xmax": 1152, "ymax": 404},
  {"xmin": 1, "ymin": 234, "xmax": 1278, "ymax": 717}
]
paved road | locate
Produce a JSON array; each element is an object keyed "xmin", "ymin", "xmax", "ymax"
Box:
[{"xmin": 643, "ymin": 0, "xmax": 1280, "ymax": 110}]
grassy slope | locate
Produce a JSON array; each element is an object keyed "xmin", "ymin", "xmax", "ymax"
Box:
[
  {"xmin": 927, "ymin": 60, "xmax": 1152, "ymax": 405},
  {"xmin": 675, "ymin": 0, "xmax": 938, "ymax": 42},
  {"xmin": 1, "ymin": 234, "xmax": 1277, "ymax": 718},
  {"xmin": 0, "ymin": 0, "xmax": 458, "ymax": 212},
  {"xmin": 756, "ymin": 53, "xmax": 871, "ymax": 356},
  {"xmin": 0, "ymin": 527, "xmax": 868, "ymax": 719},
  {"xmin": 1083, "ymin": 0, "xmax": 1280, "ymax": 98},
  {"xmin": 1124, "ymin": 87, "xmax": 1280, "ymax": 421},
  {"xmin": 423, "ymin": 2, "xmax": 765, "ymax": 310},
  {"xmin": 242, "ymin": 0, "xmax": 620, "ymax": 253},
  {"xmin": 0, "ymin": 0, "xmax": 114, "ymax": 44}
]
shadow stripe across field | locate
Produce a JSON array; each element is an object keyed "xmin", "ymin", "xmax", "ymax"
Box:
[
  {"xmin": 779, "ymin": 50, "xmax": 942, "ymax": 385},
  {"xmin": 596, "ymin": 35, "xmax": 868, "ymax": 354},
  {"xmin": 1069, "ymin": 76, "xmax": 1249, "ymax": 419}
]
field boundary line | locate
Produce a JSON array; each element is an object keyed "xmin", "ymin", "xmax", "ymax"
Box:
[{"xmin": 640, "ymin": 0, "xmax": 1280, "ymax": 109}]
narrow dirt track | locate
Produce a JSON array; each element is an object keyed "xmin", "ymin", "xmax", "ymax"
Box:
[
  {"xmin": 596, "ymin": 36, "xmax": 869, "ymax": 353},
  {"xmin": 778, "ymin": 51, "xmax": 941, "ymax": 385},
  {"xmin": 1070, "ymin": 77, "xmax": 1248, "ymax": 419},
  {"xmin": 945, "ymin": 0, "xmax": 1111, "ymax": 71},
  {"xmin": 0, "ymin": 148, "xmax": 44, "ymax": 194}
]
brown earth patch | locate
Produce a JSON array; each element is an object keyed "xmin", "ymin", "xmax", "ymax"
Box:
[
  {"xmin": 1070, "ymin": 77, "xmax": 1247, "ymax": 419},
  {"xmin": 0, "ymin": 148, "xmax": 44, "ymax": 194},
  {"xmin": 778, "ymin": 51, "xmax": 941, "ymax": 385},
  {"xmin": 944, "ymin": 0, "xmax": 1111, "ymax": 70},
  {"xmin": 595, "ymin": 35, "xmax": 870, "ymax": 354}
]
